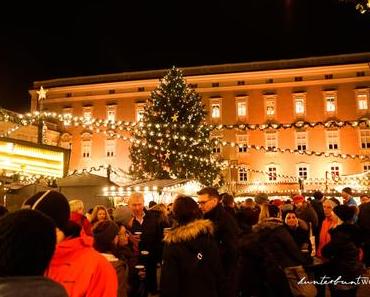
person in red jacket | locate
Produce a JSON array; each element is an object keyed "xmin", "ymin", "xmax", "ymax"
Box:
[
  {"xmin": 23, "ymin": 190, "xmax": 118, "ymax": 297},
  {"xmin": 69, "ymin": 199, "xmax": 93, "ymax": 236}
]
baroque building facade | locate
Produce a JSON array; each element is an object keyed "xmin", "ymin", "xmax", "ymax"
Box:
[{"xmin": 29, "ymin": 53, "xmax": 370, "ymax": 195}]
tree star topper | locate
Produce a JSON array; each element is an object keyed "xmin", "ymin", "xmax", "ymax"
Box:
[
  {"xmin": 164, "ymin": 152, "xmax": 170, "ymax": 160},
  {"xmin": 37, "ymin": 86, "xmax": 48, "ymax": 101},
  {"xmin": 171, "ymin": 113, "xmax": 179, "ymax": 122}
]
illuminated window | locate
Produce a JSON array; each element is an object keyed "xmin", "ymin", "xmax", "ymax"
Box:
[
  {"xmin": 296, "ymin": 131, "xmax": 307, "ymax": 151},
  {"xmin": 326, "ymin": 130, "xmax": 339, "ymax": 150},
  {"xmin": 266, "ymin": 100, "xmax": 275, "ymax": 116},
  {"xmin": 237, "ymin": 135, "xmax": 248, "ymax": 153},
  {"xmin": 268, "ymin": 166, "xmax": 277, "ymax": 181},
  {"xmin": 297, "ymin": 166, "xmax": 308, "ymax": 180},
  {"xmin": 105, "ymin": 139, "xmax": 116, "ymax": 158},
  {"xmin": 236, "ymin": 96, "xmax": 247, "ymax": 120},
  {"xmin": 82, "ymin": 106, "xmax": 93, "ymax": 124},
  {"xmin": 237, "ymin": 102, "xmax": 247, "ymax": 117},
  {"xmin": 294, "ymin": 94, "xmax": 306, "ymax": 116},
  {"xmin": 360, "ymin": 129, "xmax": 370, "ymax": 149},
  {"xmin": 265, "ymin": 131, "xmax": 278, "ymax": 150},
  {"xmin": 212, "ymin": 136, "xmax": 222, "ymax": 154},
  {"xmin": 324, "ymin": 92, "xmax": 337, "ymax": 113},
  {"xmin": 136, "ymin": 103, "xmax": 145, "ymax": 122},
  {"xmin": 330, "ymin": 165, "xmax": 340, "ymax": 178},
  {"xmin": 238, "ymin": 168, "xmax": 248, "ymax": 182},
  {"xmin": 356, "ymin": 91, "xmax": 369, "ymax": 111},
  {"xmin": 211, "ymin": 104, "xmax": 221, "ymax": 118},
  {"xmin": 106, "ymin": 105, "xmax": 117, "ymax": 122},
  {"xmin": 82, "ymin": 141, "xmax": 92, "ymax": 158}
]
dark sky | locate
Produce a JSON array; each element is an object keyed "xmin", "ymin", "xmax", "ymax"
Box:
[{"xmin": 1, "ymin": 0, "xmax": 369, "ymax": 113}]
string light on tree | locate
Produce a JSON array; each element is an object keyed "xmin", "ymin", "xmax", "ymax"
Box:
[{"xmin": 129, "ymin": 67, "xmax": 222, "ymax": 186}]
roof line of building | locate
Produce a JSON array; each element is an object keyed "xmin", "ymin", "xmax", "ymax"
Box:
[{"xmin": 33, "ymin": 52, "xmax": 370, "ymax": 89}]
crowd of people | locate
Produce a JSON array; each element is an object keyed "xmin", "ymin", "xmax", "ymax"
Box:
[{"xmin": 0, "ymin": 186, "xmax": 369, "ymax": 297}]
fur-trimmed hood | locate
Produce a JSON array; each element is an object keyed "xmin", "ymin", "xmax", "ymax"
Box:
[
  {"xmin": 252, "ymin": 217, "xmax": 283, "ymax": 232},
  {"xmin": 163, "ymin": 219, "xmax": 214, "ymax": 244}
]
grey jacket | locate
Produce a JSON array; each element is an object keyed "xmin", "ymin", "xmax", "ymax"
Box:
[{"xmin": 0, "ymin": 276, "xmax": 67, "ymax": 297}]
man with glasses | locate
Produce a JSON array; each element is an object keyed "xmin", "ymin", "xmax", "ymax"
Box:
[{"xmin": 197, "ymin": 187, "xmax": 239, "ymax": 297}]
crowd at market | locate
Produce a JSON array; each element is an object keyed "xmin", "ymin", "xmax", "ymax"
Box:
[{"xmin": 0, "ymin": 186, "xmax": 369, "ymax": 297}]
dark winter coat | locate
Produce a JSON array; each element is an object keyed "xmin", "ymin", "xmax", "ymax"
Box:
[
  {"xmin": 140, "ymin": 209, "xmax": 169, "ymax": 293},
  {"xmin": 160, "ymin": 219, "xmax": 225, "ymax": 297},
  {"xmin": 0, "ymin": 276, "xmax": 68, "ymax": 297},
  {"xmin": 204, "ymin": 204, "xmax": 239, "ymax": 277},
  {"xmin": 295, "ymin": 204, "xmax": 318, "ymax": 233},
  {"xmin": 322, "ymin": 223, "xmax": 364, "ymax": 281},
  {"xmin": 285, "ymin": 219, "xmax": 312, "ymax": 256},
  {"xmin": 237, "ymin": 218, "xmax": 306, "ymax": 297}
]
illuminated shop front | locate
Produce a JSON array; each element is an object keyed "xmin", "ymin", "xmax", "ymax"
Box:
[{"xmin": 0, "ymin": 137, "xmax": 70, "ymax": 179}]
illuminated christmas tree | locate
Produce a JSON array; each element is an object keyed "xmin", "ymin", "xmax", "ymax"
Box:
[{"xmin": 129, "ymin": 67, "xmax": 222, "ymax": 186}]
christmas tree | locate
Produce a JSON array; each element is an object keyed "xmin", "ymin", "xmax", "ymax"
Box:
[{"xmin": 129, "ymin": 67, "xmax": 222, "ymax": 186}]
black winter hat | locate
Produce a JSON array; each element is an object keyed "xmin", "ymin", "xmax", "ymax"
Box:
[
  {"xmin": 333, "ymin": 205, "xmax": 356, "ymax": 222},
  {"xmin": 93, "ymin": 220, "xmax": 119, "ymax": 245},
  {"xmin": 23, "ymin": 190, "xmax": 70, "ymax": 232}
]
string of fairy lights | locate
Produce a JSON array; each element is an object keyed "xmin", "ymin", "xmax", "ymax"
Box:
[{"xmin": 1, "ymin": 109, "xmax": 369, "ymax": 189}]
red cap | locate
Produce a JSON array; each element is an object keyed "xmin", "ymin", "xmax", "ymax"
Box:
[
  {"xmin": 271, "ymin": 199, "xmax": 283, "ymax": 207},
  {"xmin": 292, "ymin": 195, "xmax": 305, "ymax": 204}
]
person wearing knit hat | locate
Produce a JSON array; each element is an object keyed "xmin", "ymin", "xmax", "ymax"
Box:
[
  {"xmin": 292, "ymin": 194, "xmax": 305, "ymax": 205},
  {"xmin": 93, "ymin": 220, "xmax": 127, "ymax": 297},
  {"xmin": 113, "ymin": 206, "xmax": 133, "ymax": 227},
  {"xmin": 322, "ymin": 204, "xmax": 363, "ymax": 296},
  {"xmin": 341, "ymin": 187, "xmax": 358, "ymax": 208},
  {"xmin": 23, "ymin": 191, "xmax": 118, "ymax": 297},
  {"xmin": 254, "ymin": 193, "xmax": 269, "ymax": 205},
  {"xmin": 23, "ymin": 190, "xmax": 70, "ymax": 236},
  {"xmin": 0, "ymin": 209, "xmax": 68, "ymax": 297},
  {"xmin": 333, "ymin": 205, "xmax": 356, "ymax": 223}
]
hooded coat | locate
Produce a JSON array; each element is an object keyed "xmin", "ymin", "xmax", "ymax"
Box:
[
  {"xmin": 237, "ymin": 218, "xmax": 306, "ymax": 297},
  {"xmin": 160, "ymin": 219, "xmax": 225, "ymax": 297},
  {"xmin": 45, "ymin": 234, "xmax": 118, "ymax": 297}
]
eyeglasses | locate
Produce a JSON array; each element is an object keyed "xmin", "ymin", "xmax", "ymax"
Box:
[{"xmin": 198, "ymin": 200, "xmax": 212, "ymax": 205}]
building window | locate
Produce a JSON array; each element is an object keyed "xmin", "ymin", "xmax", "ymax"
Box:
[
  {"xmin": 297, "ymin": 166, "xmax": 308, "ymax": 180},
  {"xmin": 325, "ymin": 74, "xmax": 333, "ymax": 80},
  {"xmin": 324, "ymin": 92, "xmax": 337, "ymax": 113},
  {"xmin": 296, "ymin": 131, "xmax": 308, "ymax": 151},
  {"xmin": 355, "ymin": 89, "xmax": 369, "ymax": 111},
  {"xmin": 294, "ymin": 76, "xmax": 303, "ymax": 82},
  {"xmin": 265, "ymin": 131, "xmax": 278, "ymax": 150},
  {"xmin": 294, "ymin": 93, "xmax": 306, "ymax": 116},
  {"xmin": 238, "ymin": 168, "xmax": 248, "ymax": 182},
  {"xmin": 105, "ymin": 139, "xmax": 116, "ymax": 158},
  {"xmin": 268, "ymin": 166, "xmax": 277, "ymax": 181},
  {"xmin": 138, "ymin": 87, "xmax": 145, "ymax": 92},
  {"xmin": 106, "ymin": 105, "xmax": 117, "ymax": 122},
  {"xmin": 360, "ymin": 129, "xmax": 370, "ymax": 149},
  {"xmin": 212, "ymin": 136, "xmax": 222, "ymax": 154},
  {"xmin": 237, "ymin": 80, "xmax": 245, "ymax": 85},
  {"xmin": 212, "ymin": 82, "xmax": 219, "ymax": 87},
  {"xmin": 357, "ymin": 71, "xmax": 365, "ymax": 77},
  {"xmin": 211, "ymin": 104, "xmax": 221, "ymax": 118},
  {"xmin": 357, "ymin": 94, "xmax": 368, "ymax": 110},
  {"xmin": 364, "ymin": 164, "xmax": 370, "ymax": 172},
  {"xmin": 330, "ymin": 165, "xmax": 340, "ymax": 178},
  {"xmin": 265, "ymin": 95, "xmax": 276, "ymax": 117},
  {"xmin": 82, "ymin": 106, "xmax": 93, "ymax": 124},
  {"xmin": 109, "ymin": 89, "xmax": 116, "ymax": 94},
  {"xmin": 82, "ymin": 141, "xmax": 92, "ymax": 158},
  {"xmin": 236, "ymin": 96, "xmax": 248, "ymax": 119},
  {"xmin": 189, "ymin": 83, "xmax": 198, "ymax": 88},
  {"xmin": 136, "ymin": 103, "xmax": 145, "ymax": 122},
  {"xmin": 237, "ymin": 135, "xmax": 248, "ymax": 153},
  {"xmin": 327, "ymin": 130, "xmax": 340, "ymax": 150}
]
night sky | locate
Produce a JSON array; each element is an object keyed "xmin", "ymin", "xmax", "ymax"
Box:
[{"xmin": 1, "ymin": 0, "xmax": 369, "ymax": 113}]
